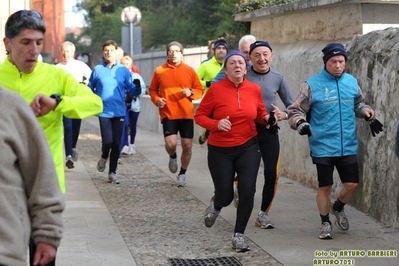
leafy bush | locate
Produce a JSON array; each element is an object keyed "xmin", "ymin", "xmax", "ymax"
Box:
[{"xmin": 234, "ymin": 0, "xmax": 299, "ymax": 14}]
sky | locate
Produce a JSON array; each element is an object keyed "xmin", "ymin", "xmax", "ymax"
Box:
[{"xmin": 64, "ymin": 0, "xmax": 85, "ymax": 27}]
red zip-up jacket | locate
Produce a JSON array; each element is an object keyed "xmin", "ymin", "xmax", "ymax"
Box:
[{"xmin": 195, "ymin": 78, "xmax": 268, "ymax": 147}]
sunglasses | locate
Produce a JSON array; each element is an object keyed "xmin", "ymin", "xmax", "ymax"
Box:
[{"xmin": 10, "ymin": 10, "xmax": 43, "ymax": 21}]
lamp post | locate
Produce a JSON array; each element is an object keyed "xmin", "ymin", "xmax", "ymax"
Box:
[{"xmin": 121, "ymin": 6, "xmax": 141, "ymax": 56}]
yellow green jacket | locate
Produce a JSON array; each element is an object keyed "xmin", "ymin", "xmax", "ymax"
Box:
[
  {"xmin": 196, "ymin": 56, "xmax": 224, "ymax": 95},
  {"xmin": 0, "ymin": 56, "xmax": 103, "ymax": 193}
]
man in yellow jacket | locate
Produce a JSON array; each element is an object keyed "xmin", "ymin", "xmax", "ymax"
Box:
[{"xmin": 0, "ymin": 10, "xmax": 103, "ymax": 194}]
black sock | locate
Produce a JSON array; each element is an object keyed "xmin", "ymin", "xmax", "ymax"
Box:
[
  {"xmin": 170, "ymin": 152, "xmax": 177, "ymax": 159},
  {"xmin": 320, "ymin": 214, "xmax": 331, "ymax": 224},
  {"xmin": 178, "ymin": 168, "xmax": 186, "ymax": 176},
  {"xmin": 333, "ymin": 199, "xmax": 345, "ymax": 212}
]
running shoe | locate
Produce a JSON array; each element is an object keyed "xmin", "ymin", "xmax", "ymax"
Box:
[
  {"xmin": 330, "ymin": 202, "xmax": 349, "ymax": 231},
  {"xmin": 319, "ymin": 222, "xmax": 333, "ymax": 239},
  {"xmin": 255, "ymin": 211, "xmax": 275, "ymax": 229},
  {"xmin": 168, "ymin": 157, "xmax": 178, "ymax": 173},
  {"xmin": 232, "ymin": 233, "xmax": 250, "ymax": 252}
]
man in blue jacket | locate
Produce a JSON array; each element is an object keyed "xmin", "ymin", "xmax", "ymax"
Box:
[{"xmin": 288, "ymin": 43, "xmax": 382, "ymax": 239}]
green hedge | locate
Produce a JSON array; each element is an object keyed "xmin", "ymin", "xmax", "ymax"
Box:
[{"xmin": 234, "ymin": 0, "xmax": 299, "ymax": 14}]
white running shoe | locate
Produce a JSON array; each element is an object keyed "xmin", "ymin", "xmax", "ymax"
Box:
[
  {"xmin": 129, "ymin": 144, "xmax": 136, "ymax": 154},
  {"xmin": 121, "ymin": 145, "xmax": 129, "ymax": 156},
  {"xmin": 176, "ymin": 174, "xmax": 186, "ymax": 187}
]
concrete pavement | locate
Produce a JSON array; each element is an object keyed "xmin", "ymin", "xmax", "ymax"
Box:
[{"xmin": 56, "ymin": 117, "xmax": 399, "ymax": 265}]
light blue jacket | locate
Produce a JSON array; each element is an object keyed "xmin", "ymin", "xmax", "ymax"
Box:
[{"xmin": 307, "ymin": 68, "xmax": 360, "ymax": 157}]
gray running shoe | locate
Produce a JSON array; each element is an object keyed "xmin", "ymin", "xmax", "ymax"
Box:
[
  {"xmin": 72, "ymin": 148, "xmax": 78, "ymax": 162},
  {"xmin": 204, "ymin": 199, "xmax": 220, "ymax": 228},
  {"xmin": 319, "ymin": 222, "xmax": 333, "ymax": 239},
  {"xmin": 232, "ymin": 233, "xmax": 250, "ymax": 252},
  {"xmin": 66, "ymin": 155, "xmax": 74, "ymax": 169},
  {"xmin": 255, "ymin": 211, "xmax": 275, "ymax": 229},
  {"xmin": 168, "ymin": 157, "xmax": 178, "ymax": 173},
  {"xmin": 97, "ymin": 157, "xmax": 107, "ymax": 172},
  {"xmin": 233, "ymin": 176, "xmax": 239, "ymax": 208},
  {"xmin": 177, "ymin": 174, "xmax": 186, "ymax": 187},
  {"xmin": 108, "ymin": 172, "xmax": 120, "ymax": 184},
  {"xmin": 330, "ymin": 202, "xmax": 349, "ymax": 231}
]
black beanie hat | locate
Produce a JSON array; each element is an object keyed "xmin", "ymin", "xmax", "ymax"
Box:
[
  {"xmin": 166, "ymin": 41, "xmax": 184, "ymax": 55},
  {"xmin": 214, "ymin": 39, "xmax": 228, "ymax": 50},
  {"xmin": 322, "ymin": 43, "xmax": 347, "ymax": 64},
  {"xmin": 249, "ymin": 41, "xmax": 272, "ymax": 54}
]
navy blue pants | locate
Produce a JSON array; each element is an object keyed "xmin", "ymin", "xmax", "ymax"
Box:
[
  {"xmin": 99, "ymin": 117, "xmax": 124, "ymax": 174},
  {"xmin": 63, "ymin": 116, "xmax": 82, "ymax": 156}
]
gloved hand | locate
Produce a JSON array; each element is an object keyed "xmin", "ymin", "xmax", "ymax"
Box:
[
  {"xmin": 206, "ymin": 81, "xmax": 211, "ymax": 87},
  {"xmin": 268, "ymin": 111, "xmax": 276, "ymax": 126},
  {"xmin": 270, "ymin": 124, "xmax": 280, "ymax": 134},
  {"xmin": 133, "ymin": 79, "xmax": 141, "ymax": 87},
  {"xmin": 125, "ymin": 93, "xmax": 133, "ymax": 103},
  {"xmin": 297, "ymin": 119, "xmax": 312, "ymax": 136},
  {"xmin": 365, "ymin": 115, "xmax": 383, "ymax": 137}
]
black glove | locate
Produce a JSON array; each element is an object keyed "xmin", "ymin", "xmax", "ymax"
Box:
[
  {"xmin": 270, "ymin": 124, "xmax": 280, "ymax": 134},
  {"xmin": 297, "ymin": 119, "xmax": 312, "ymax": 136},
  {"xmin": 268, "ymin": 111, "xmax": 276, "ymax": 126},
  {"xmin": 133, "ymin": 79, "xmax": 141, "ymax": 87},
  {"xmin": 365, "ymin": 117, "xmax": 383, "ymax": 137},
  {"xmin": 125, "ymin": 93, "xmax": 133, "ymax": 103},
  {"xmin": 206, "ymin": 81, "xmax": 211, "ymax": 87}
]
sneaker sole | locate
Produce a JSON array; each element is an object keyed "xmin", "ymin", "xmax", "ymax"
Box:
[
  {"xmin": 233, "ymin": 246, "xmax": 250, "ymax": 252},
  {"xmin": 255, "ymin": 219, "xmax": 274, "ymax": 229},
  {"xmin": 319, "ymin": 234, "xmax": 333, "ymax": 240},
  {"xmin": 108, "ymin": 178, "xmax": 121, "ymax": 184}
]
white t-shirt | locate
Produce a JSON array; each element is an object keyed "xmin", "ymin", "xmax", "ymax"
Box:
[{"xmin": 57, "ymin": 59, "xmax": 92, "ymax": 84}]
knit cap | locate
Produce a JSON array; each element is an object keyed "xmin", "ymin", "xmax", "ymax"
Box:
[
  {"xmin": 224, "ymin": 50, "xmax": 247, "ymax": 67},
  {"xmin": 249, "ymin": 41, "xmax": 272, "ymax": 54},
  {"xmin": 322, "ymin": 43, "xmax": 347, "ymax": 64},
  {"xmin": 214, "ymin": 39, "xmax": 228, "ymax": 50},
  {"xmin": 166, "ymin": 41, "xmax": 184, "ymax": 55}
]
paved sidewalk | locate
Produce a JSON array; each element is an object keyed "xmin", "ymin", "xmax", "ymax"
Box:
[{"xmin": 57, "ymin": 117, "xmax": 399, "ymax": 266}]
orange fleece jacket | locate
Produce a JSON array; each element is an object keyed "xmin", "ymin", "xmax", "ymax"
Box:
[{"xmin": 149, "ymin": 61, "xmax": 203, "ymax": 122}]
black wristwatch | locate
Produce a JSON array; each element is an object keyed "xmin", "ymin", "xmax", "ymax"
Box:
[
  {"xmin": 50, "ymin": 94, "xmax": 62, "ymax": 106},
  {"xmin": 190, "ymin": 89, "xmax": 194, "ymax": 96}
]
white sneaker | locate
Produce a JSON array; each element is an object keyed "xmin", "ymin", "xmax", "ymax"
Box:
[
  {"xmin": 72, "ymin": 148, "xmax": 78, "ymax": 162},
  {"xmin": 129, "ymin": 144, "xmax": 136, "ymax": 154},
  {"xmin": 65, "ymin": 155, "xmax": 74, "ymax": 169},
  {"xmin": 177, "ymin": 174, "xmax": 186, "ymax": 187},
  {"xmin": 108, "ymin": 172, "xmax": 120, "ymax": 184},
  {"xmin": 121, "ymin": 145, "xmax": 129, "ymax": 155}
]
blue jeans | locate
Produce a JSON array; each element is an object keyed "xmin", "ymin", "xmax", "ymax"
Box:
[{"xmin": 63, "ymin": 116, "xmax": 82, "ymax": 156}]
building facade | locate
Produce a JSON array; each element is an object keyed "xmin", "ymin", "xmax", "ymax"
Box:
[{"xmin": 0, "ymin": 0, "xmax": 65, "ymax": 63}]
